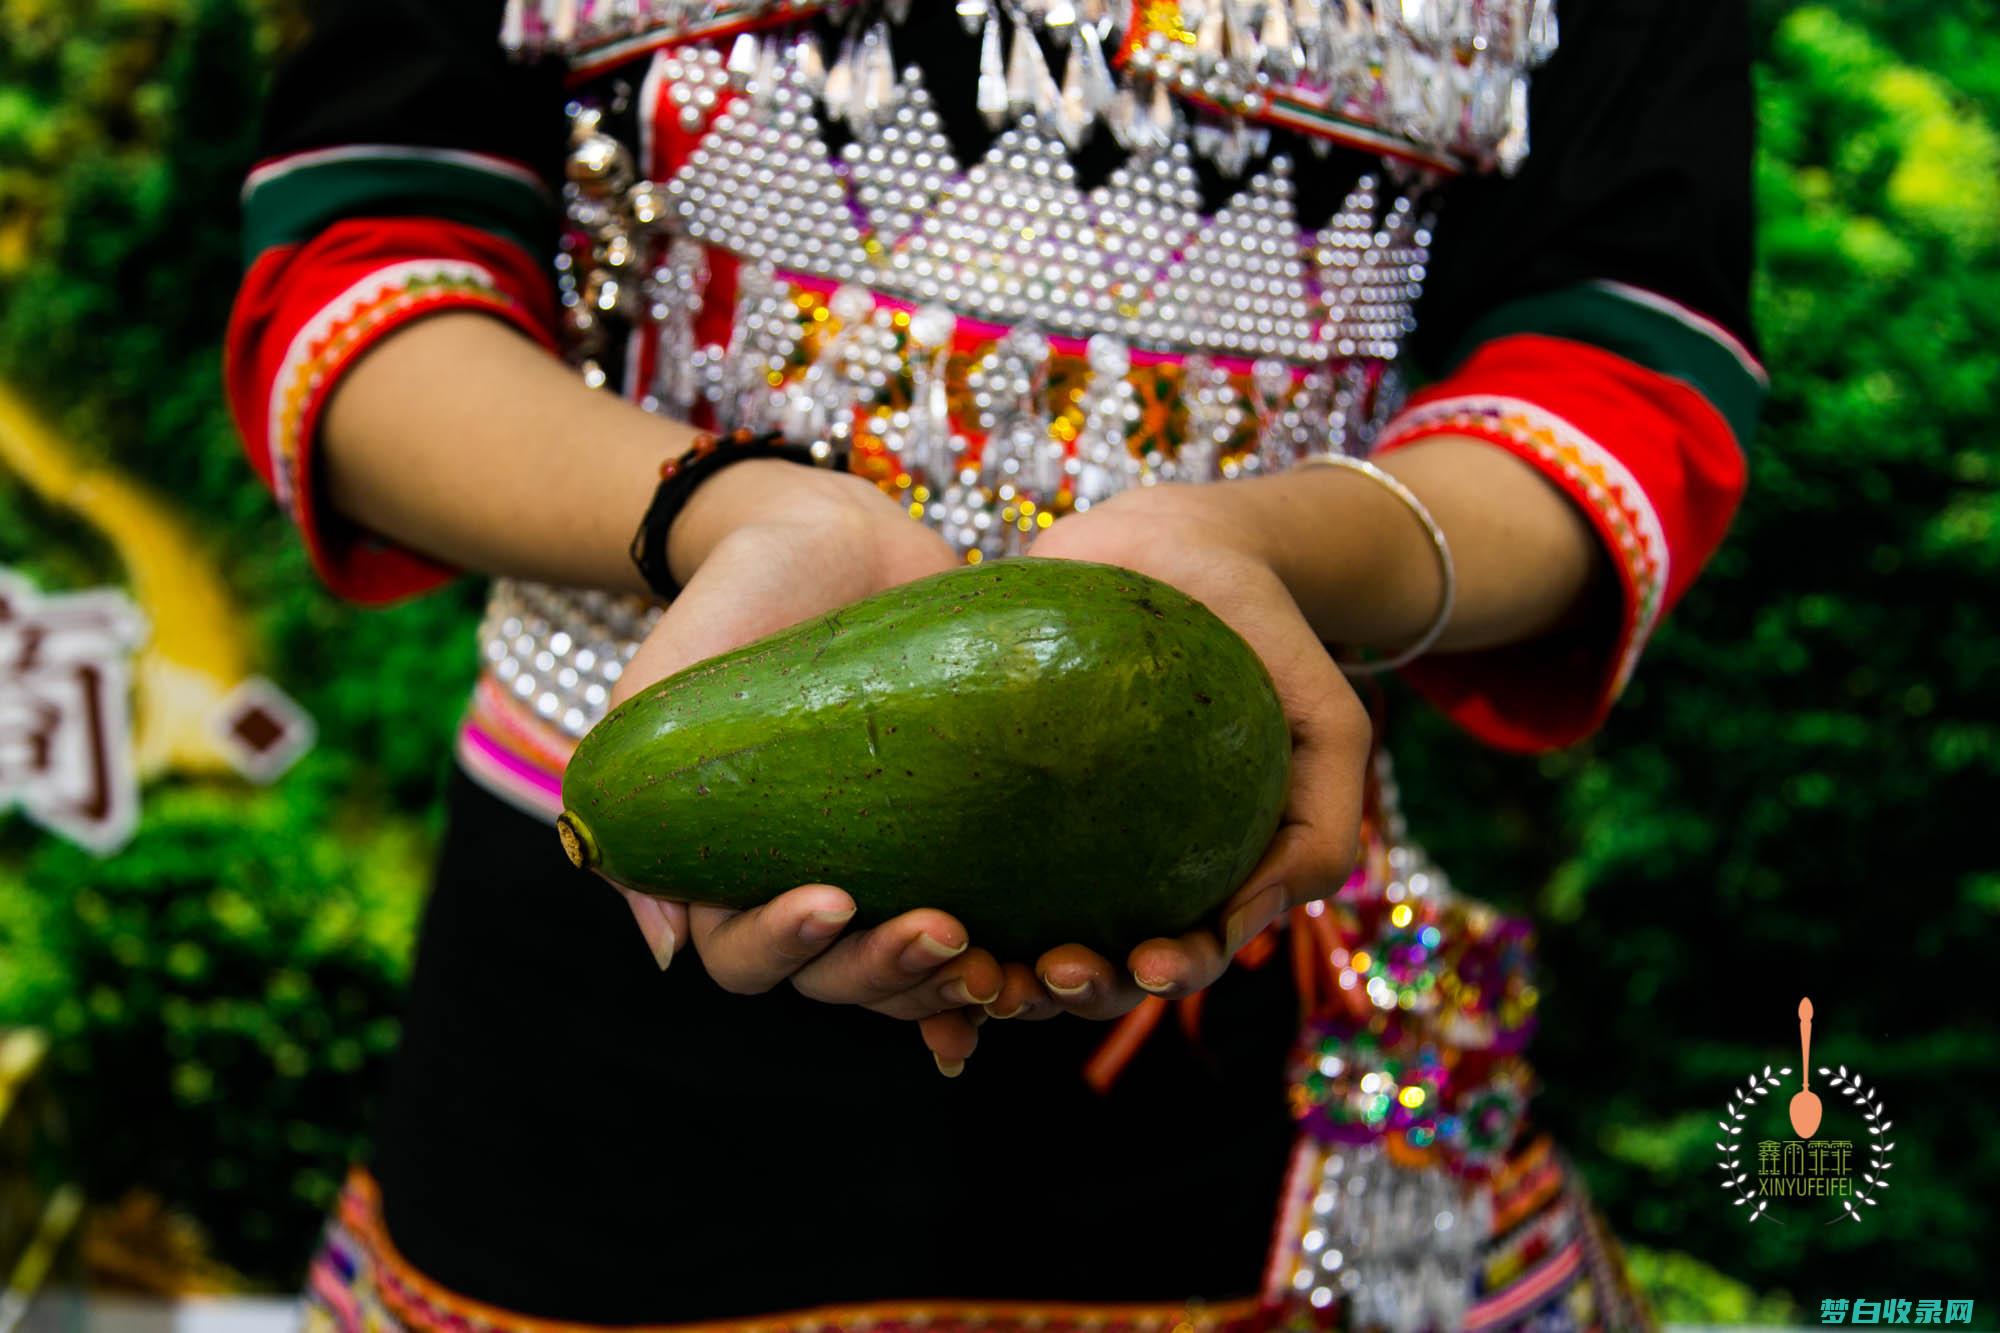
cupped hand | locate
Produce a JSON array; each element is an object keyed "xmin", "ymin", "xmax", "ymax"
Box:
[
  {"xmin": 985, "ymin": 484, "xmax": 1373, "ymax": 1023},
  {"xmin": 596, "ymin": 461, "xmax": 1000, "ymax": 1070}
]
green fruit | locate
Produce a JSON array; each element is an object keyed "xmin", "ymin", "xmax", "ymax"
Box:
[{"xmin": 557, "ymin": 559, "xmax": 1290, "ymax": 958}]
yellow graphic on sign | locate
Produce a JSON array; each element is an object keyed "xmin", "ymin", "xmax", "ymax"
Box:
[{"xmin": 0, "ymin": 380, "xmax": 250, "ymax": 778}]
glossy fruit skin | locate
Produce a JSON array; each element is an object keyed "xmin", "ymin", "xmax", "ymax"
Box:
[{"xmin": 558, "ymin": 558, "xmax": 1290, "ymax": 959}]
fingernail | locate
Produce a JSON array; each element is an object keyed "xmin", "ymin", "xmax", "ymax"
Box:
[
  {"xmin": 797, "ymin": 907, "xmax": 854, "ymax": 945},
  {"xmin": 934, "ymin": 1054, "xmax": 965, "ymax": 1079},
  {"xmin": 1224, "ymin": 885, "xmax": 1285, "ymax": 956},
  {"xmin": 1135, "ymin": 973, "xmax": 1177, "ymax": 995},
  {"xmin": 900, "ymin": 933, "xmax": 968, "ymax": 972},
  {"xmin": 625, "ymin": 895, "xmax": 677, "ymax": 971},
  {"xmin": 941, "ymin": 978, "xmax": 1001, "ymax": 1007},
  {"xmin": 984, "ymin": 1001, "xmax": 1027, "ymax": 1020},
  {"xmin": 1041, "ymin": 974, "xmax": 1092, "ymax": 1000}
]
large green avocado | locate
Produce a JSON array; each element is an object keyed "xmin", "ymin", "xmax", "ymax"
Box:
[{"xmin": 557, "ymin": 558, "xmax": 1290, "ymax": 958}]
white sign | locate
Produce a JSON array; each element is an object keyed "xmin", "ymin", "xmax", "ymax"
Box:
[{"xmin": 0, "ymin": 567, "xmax": 147, "ymax": 853}]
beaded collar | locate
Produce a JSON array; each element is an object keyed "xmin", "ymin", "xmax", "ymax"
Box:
[{"xmin": 516, "ymin": 0, "xmax": 1557, "ymax": 564}]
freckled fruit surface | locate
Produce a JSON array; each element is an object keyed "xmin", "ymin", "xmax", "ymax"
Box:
[{"xmin": 558, "ymin": 559, "xmax": 1290, "ymax": 958}]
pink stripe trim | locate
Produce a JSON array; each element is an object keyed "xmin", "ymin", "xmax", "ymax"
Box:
[
  {"xmin": 458, "ymin": 721, "xmax": 565, "ymax": 820},
  {"xmin": 470, "ymin": 676, "xmax": 576, "ymax": 772},
  {"xmin": 309, "ymin": 1254, "xmax": 364, "ymax": 1332},
  {"xmin": 1462, "ymin": 1236, "xmax": 1584, "ymax": 1330}
]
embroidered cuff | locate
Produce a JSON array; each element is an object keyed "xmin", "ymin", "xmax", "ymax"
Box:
[
  {"xmin": 1374, "ymin": 332, "xmax": 1749, "ymax": 752},
  {"xmin": 226, "ymin": 217, "xmax": 557, "ymax": 603}
]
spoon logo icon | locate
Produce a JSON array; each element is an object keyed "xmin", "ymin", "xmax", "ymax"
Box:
[
  {"xmin": 1790, "ymin": 997, "xmax": 1822, "ymax": 1138},
  {"xmin": 1715, "ymin": 997, "xmax": 1896, "ymax": 1225}
]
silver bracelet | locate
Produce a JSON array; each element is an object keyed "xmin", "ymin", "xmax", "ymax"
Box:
[{"xmin": 1293, "ymin": 453, "xmax": 1456, "ymax": 675}]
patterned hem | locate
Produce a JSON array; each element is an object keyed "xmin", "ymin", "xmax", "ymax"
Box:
[
  {"xmin": 304, "ymin": 1162, "xmax": 1651, "ymax": 1333},
  {"xmin": 305, "ymin": 1171, "xmax": 1259, "ymax": 1333}
]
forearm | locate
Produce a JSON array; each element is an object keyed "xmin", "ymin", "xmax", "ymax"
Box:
[
  {"xmin": 1155, "ymin": 437, "xmax": 1605, "ymax": 653},
  {"xmin": 320, "ymin": 312, "xmax": 693, "ymax": 594},
  {"xmin": 321, "ymin": 310, "xmax": 920, "ymax": 596}
]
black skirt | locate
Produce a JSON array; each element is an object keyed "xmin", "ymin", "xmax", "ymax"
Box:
[{"xmin": 366, "ymin": 766, "xmax": 1302, "ymax": 1323}]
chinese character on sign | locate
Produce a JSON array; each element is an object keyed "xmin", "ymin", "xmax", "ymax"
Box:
[
  {"xmin": 0, "ymin": 569, "xmax": 146, "ymax": 853},
  {"xmin": 1823, "ymin": 1298, "xmax": 1850, "ymax": 1324},
  {"xmin": 1945, "ymin": 1301, "xmax": 1973, "ymax": 1324},
  {"xmin": 1851, "ymin": 1299, "xmax": 1881, "ymax": 1325}
]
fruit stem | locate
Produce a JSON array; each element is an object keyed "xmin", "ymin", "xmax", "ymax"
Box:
[{"xmin": 556, "ymin": 811, "xmax": 599, "ymax": 870}]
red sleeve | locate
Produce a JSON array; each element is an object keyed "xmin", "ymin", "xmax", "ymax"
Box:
[
  {"xmin": 224, "ymin": 216, "xmax": 557, "ymax": 605},
  {"xmin": 1372, "ymin": 332, "xmax": 1749, "ymax": 753}
]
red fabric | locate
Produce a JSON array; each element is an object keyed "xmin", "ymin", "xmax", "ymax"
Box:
[
  {"xmin": 225, "ymin": 218, "xmax": 558, "ymax": 604},
  {"xmin": 1374, "ymin": 333, "xmax": 1747, "ymax": 752},
  {"xmin": 632, "ymin": 56, "xmax": 744, "ymax": 430}
]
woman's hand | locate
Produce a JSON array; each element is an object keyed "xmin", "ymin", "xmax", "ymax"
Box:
[
  {"xmin": 599, "ymin": 462, "xmax": 1002, "ymax": 1071},
  {"xmin": 983, "ymin": 484, "xmax": 1373, "ymax": 1023}
]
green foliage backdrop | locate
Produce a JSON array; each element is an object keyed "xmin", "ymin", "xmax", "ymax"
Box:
[{"xmin": 1, "ymin": 0, "xmax": 1994, "ymax": 1314}]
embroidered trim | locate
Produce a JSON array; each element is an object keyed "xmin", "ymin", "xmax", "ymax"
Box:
[
  {"xmin": 1445, "ymin": 286, "xmax": 1766, "ymax": 448},
  {"xmin": 319, "ymin": 1169, "xmax": 1258, "ymax": 1333},
  {"xmin": 1170, "ymin": 87, "xmax": 1465, "ymax": 174},
  {"xmin": 241, "ymin": 151, "xmax": 555, "ymax": 264},
  {"xmin": 1461, "ymin": 1236, "xmax": 1584, "ymax": 1331},
  {"xmin": 265, "ymin": 260, "xmax": 514, "ymax": 518},
  {"xmin": 456, "ymin": 674, "xmax": 573, "ymax": 821},
  {"xmin": 244, "ymin": 146, "xmax": 551, "ymax": 201},
  {"xmin": 1376, "ymin": 393, "xmax": 1671, "ymax": 695},
  {"xmin": 560, "ymin": 1, "xmax": 832, "ymax": 81},
  {"xmin": 1591, "ymin": 280, "xmax": 1768, "ymax": 387}
]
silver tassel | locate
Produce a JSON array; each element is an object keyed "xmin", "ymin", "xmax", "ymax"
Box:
[
  {"xmin": 1055, "ymin": 36, "xmax": 1091, "ymax": 146},
  {"xmin": 1495, "ymin": 72, "xmax": 1529, "ymax": 175},
  {"xmin": 792, "ymin": 31, "xmax": 827, "ymax": 96},
  {"xmin": 823, "ymin": 32, "xmax": 857, "ymax": 123},
  {"xmin": 978, "ymin": 15, "xmax": 1010, "ymax": 128}
]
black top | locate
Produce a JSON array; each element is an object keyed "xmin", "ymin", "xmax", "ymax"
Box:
[
  {"xmin": 382, "ymin": 772, "xmax": 1302, "ymax": 1318},
  {"xmin": 255, "ymin": 0, "xmax": 1755, "ymax": 1318}
]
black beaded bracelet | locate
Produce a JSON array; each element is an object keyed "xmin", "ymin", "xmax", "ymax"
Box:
[{"xmin": 629, "ymin": 428, "xmax": 844, "ymax": 602}]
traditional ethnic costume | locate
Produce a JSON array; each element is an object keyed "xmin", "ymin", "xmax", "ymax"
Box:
[{"xmin": 225, "ymin": 0, "xmax": 1762, "ymax": 1326}]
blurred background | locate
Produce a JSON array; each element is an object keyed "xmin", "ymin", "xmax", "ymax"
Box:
[{"xmin": 0, "ymin": 0, "xmax": 1994, "ymax": 1323}]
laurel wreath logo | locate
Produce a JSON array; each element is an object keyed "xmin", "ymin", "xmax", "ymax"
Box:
[
  {"xmin": 1714, "ymin": 1064, "xmax": 1895, "ymax": 1225},
  {"xmin": 1716, "ymin": 1065, "xmax": 1790, "ymax": 1224},
  {"xmin": 1821, "ymin": 1063, "xmax": 1895, "ymax": 1223}
]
